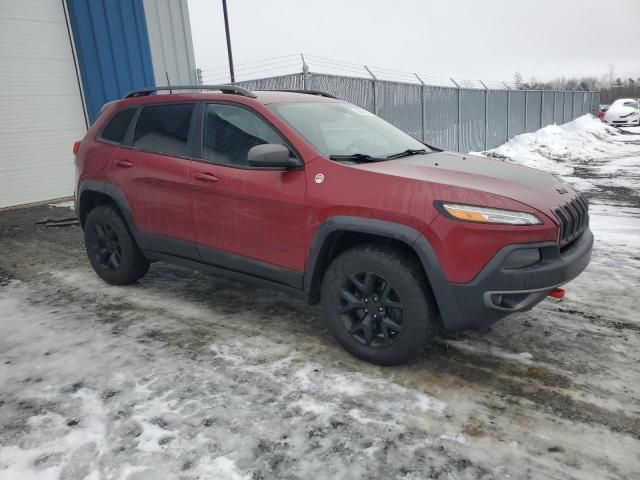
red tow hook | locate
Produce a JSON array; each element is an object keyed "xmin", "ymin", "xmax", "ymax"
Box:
[{"xmin": 548, "ymin": 288, "xmax": 565, "ymax": 299}]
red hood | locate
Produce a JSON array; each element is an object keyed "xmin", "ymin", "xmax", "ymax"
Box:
[{"xmin": 351, "ymin": 151, "xmax": 575, "ymax": 217}]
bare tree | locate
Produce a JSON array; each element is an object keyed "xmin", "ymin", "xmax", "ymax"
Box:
[{"xmin": 513, "ymin": 71, "xmax": 523, "ymax": 89}]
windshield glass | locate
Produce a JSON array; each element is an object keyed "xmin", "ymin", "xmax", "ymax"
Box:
[{"xmin": 268, "ymin": 102, "xmax": 428, "ymax": 158}]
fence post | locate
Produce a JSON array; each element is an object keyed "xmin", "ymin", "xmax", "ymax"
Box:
[
  {"xmin": 364, "ymin": 66, "xmax": 378, "ymax": 115},
  {"xmin": 196, "ymin": 68, "xmax": 203, "ymax": 85},
  {"xmin": 552, "ymin": 91, "xmax": 556, "ymax": 124},
  {"xmin": 540, "ymin": 91, "xmax": 544, "ymax": 129},
  {"xmin": 301, "ymin": 54, "xmax": 310, "ymax": 90},
  {"xmin": 524, "ymin": 90, "xmax": 528, "ymax": 132},
  {"xmin": 415, "ymin": 73, "xmax": 426, "ymax": 141},
  {"xmin": 571, "ymin": 91, "xmax": 575, "ymax": 119},
  {"xmin": 451, "ymin": 78, "xmax": 461, "ymax": 151},
  {"xmin": 479, "ymin": 80, "xmax": 489, "ymax": 150},
  {"xmin": 503, "ymin": 82, "xmax": 511, "ymax": 140}
]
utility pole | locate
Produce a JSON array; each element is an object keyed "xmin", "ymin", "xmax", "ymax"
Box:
[{"xmin": 221, "ymin": 0, "xmax": 235, "ymax": 83}]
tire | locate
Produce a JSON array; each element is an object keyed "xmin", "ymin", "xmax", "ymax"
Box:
[
  {"xmin": 84, "ymin": 204, "xmax": 150, "ymax": 285},
  {"xmin": 321, "ymin": 244, "xmax": 437, "ymax": 366}
]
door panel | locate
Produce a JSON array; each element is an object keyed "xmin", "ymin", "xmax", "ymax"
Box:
[
  {"xmin": 191, "ymin": 102, "xmax": 307, "ymax": 276},
  {"xmin": 191, "ymin": 163, "xmax": 307, "ymax": 273},
  {"xmin": 118, "ymin": 102, "xmax": 198, "ymax": 257}
]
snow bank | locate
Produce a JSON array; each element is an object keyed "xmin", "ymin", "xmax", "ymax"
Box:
[
  {"xmin": 476, "ymin": 114, "xmax": 639, "ymax": 177},
  {"xmin": 473, "ymin": 114, "xmax": 640, "ymax": 196}
]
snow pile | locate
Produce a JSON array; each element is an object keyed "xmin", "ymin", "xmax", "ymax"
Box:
[{"xmin": 480, "ymin": 114, "xmax": 638, "ymax": 177}]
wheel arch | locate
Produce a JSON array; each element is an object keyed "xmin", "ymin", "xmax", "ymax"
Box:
[
  {"xmin": 78, "ymin": 180, "xmax": 143, "ymax": 248},
  {"xmin": 304, "ymin": 216, "xmax": 462, "ymax": 329}
]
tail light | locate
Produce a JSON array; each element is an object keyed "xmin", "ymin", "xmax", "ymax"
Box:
[{"xmin": 73, "ymin": 141, "xmax": 81, "ymax": 155}]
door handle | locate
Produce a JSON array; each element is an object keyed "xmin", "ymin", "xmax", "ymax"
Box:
[
  {"xmin": 115, "ymin": 159, "xmax": 133, "ymax": 168},
  {"xmin": 194, "ymin": 172, "xmax": 219, "ymax": 183}
]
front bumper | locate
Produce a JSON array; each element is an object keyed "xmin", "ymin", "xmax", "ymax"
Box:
[
  {"xmin": 441, "ymin": 227, "xmax": 594, "ymax": 331},
  {"xmin": 605, "ymin": 119, "xmax": 640, "ymax": 126}
]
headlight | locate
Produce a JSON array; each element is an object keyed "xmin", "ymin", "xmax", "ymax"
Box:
[
  {"xmin": 437, "ymin": 202, "xmax": 542, "ymax": 225},
  {"xmin": 621, "ymin": 111, "xmax": 638, "ymax": 118}
]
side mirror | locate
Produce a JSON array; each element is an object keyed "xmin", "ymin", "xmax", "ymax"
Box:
[{"xmin": 247, "ymin": 144, "xmax": 297, "ymax": 169}]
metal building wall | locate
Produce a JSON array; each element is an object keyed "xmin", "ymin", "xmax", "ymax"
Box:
[
  {"xmin": 0, "ymin": 0, "xmax": 87, "ymax": 207},
  {"xmin": 66, "ymin": 0, "xmax": 155, "ymax": 123},
  {"xmin": 143, "ymin": 0, "xmax": 197, "ymax": 85}
]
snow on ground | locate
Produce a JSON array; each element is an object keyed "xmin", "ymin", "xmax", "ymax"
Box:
[
  {"xmin": 1, "ymin": 116, "xmax": 640, "ymax": 479},
  {"xmin": 477, "ymin": 115, "xmax": 640, "ymax": 205}
]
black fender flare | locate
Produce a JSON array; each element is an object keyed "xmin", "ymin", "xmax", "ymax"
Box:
[
  {"xmin": 304, "ymin": 216, "xmax": 462, "ymax": 329},
  {"xmin": 78, "ymin": 180, "xmax": 146, "ymax": 249}
]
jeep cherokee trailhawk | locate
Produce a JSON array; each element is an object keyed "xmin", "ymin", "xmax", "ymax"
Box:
[{"xmin": 75, "ymin": 85, "xmax": 593, "ymax": 365}]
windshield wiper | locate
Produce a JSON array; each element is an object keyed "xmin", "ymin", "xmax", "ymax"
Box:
[
  {"xmin": 385, "ymin": 148, "xmax": 428, "ymax": 159},
  {"xmin": 329, "ymin": 153, "xmax": 386, "ymax": 162}
]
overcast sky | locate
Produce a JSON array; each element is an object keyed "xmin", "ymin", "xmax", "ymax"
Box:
[{"xmin": 187, "ymin": 0, "xmax": 639, "ymax": 84}]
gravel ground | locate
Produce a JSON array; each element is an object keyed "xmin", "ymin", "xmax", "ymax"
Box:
[{"xmin": 1, "ymin": 130, "xmax": 640, "ymax": 479}]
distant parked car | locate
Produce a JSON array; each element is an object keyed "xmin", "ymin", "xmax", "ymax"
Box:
[
  {"xmin": 603, "ymin": 98, "xmax": 640, "ymax": 126},
  {"xmin": 597, "ymin": 104, "xmax": 609, "ymax": 121}
]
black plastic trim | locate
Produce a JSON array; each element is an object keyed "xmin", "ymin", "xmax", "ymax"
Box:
[
  {"xmin": 446, "ymin": 228, "xmax": 594, "ymax": 330},
  {"xmin": 145, "ymin": 252, "xmax": 307, "ymax": 300},
  {"xmin": 139, "ymin": 233, "xmax": 302, "ymax": 290},
  {"xmin": 125, "ymin": 84, "xmax": 257, "ymax": 98},
  {"xmin": 304, "ymin": 216, "xmax": 460, "ymax": 326},
  {"xmin": 78, "ymin": 180, "xmax": 145, "ymax": 248},
  {"xmin": 139, "ymin": 232, "xmax": 303, "ymax": 290},
  {"xmin": 196, "ymin": 242, "xmax": 303, "ymax": 290}
]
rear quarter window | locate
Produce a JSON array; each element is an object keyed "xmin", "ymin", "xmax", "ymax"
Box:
[
  {"xmin": 100, "ymin": 108, "xmax": 136, "ymax": 144},
  {"xmin": 132, "ymin": 103, "xmax": 194, "ymax": 157}
]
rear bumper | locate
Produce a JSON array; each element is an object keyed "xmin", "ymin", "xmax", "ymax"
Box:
[{"xmin": 440, "ymin": 228, "xmax": 594, "ymax": 331}]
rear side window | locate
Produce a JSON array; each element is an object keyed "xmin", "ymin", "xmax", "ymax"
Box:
[
  {"xmin": 101, "ymin": 108, "xmax": 135, "ymax": 144},
  {"xmin": 133, "ymin": 103, "xmax": 194, "ymax": 157}
]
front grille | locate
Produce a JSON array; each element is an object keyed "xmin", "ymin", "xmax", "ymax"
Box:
[{"xmin": 554, "ymin": 193, "xmax": 589, "ymax": 247}]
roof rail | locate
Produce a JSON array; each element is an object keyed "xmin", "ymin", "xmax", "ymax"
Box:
[
  {"xmin": 259, "ymin": 89, "xmax": 337, "ymax": 99},
  {"xmin": 124, "ymin": 84, "xmax": 257, "ymax": 99}
]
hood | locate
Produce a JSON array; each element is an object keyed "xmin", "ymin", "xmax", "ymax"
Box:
[
  {"xmin": 351, "ymin": 151, "xmax": 575, "ymax": 215},
  {"xmin": 605, "ymin": 105, "xmax": 638, "ymax": 119}
]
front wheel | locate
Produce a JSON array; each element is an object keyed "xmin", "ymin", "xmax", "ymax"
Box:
[
  {"xmin": 84, "ymin": 205, "xmax": 150, "ymax": 285},
  {"xmin": 321, "ymin": 244, "xmax": 437, "ymax": 365}
]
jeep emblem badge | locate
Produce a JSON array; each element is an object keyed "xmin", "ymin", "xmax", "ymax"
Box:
[
  {"xmin": 315, "ymin": 173, "xmax": 325, "ymax": 184},
  {"xmin": 556, "ymin": 187, "xmax": 568, "ymax": 194}
]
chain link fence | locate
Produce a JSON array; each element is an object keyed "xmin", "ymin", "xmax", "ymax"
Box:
[{"xmin": 235, "ymin": 72, "xmax": 600, "ymax": 152}]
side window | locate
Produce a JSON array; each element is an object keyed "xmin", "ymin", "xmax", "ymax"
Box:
[
  {"xmin": 133, "ymin": 103, "xmax": 194, "ymax": 157},
  {"xmin": 203, "ymin": 104, "xmax": 288, "ymax": 166},
  {"xmin": 101, "ymin": 108, "xmax": 136, "ymax": 144}
]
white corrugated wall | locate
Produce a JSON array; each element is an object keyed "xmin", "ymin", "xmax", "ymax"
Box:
[
  {"xmin": 143, "ymin": 0, "xmax": 197, "ymax": 86},
  {"xmin": 0, "ymin": 0, "xmax": 87, "ymax": 208}
]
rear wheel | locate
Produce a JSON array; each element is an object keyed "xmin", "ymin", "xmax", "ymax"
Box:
[
  {"xmin": 84, "ymin": 205, "xmax": 149, "ymax": 285},
  {"xmin": 321, "ymin": 244, "xmax": 437, "ymax": 365}
]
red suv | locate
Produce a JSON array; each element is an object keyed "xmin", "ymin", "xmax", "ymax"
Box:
[{"xmin": 75, "ymin": 85, "xmax": 593, "ymax": 365}]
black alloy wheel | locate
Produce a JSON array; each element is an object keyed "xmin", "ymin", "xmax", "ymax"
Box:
[
  {"xmin": 321, "ymin": 244, "xmax": 437, "ymax": 365},
  {"xmin": 84, "ymin": 205, "xmax": 150, "ymax": 285},
  {"xmin": 338, "ymin": 271, "xmax": 405, "ymax": 347},
  {"xmin": 92, "ymin": 222, "xmax": 122, "ymax": 271}
]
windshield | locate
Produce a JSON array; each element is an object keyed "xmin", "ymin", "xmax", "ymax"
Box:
[
  {"xmin": 268, "ymin": 102, "xmax": 429, "ymax": 159},
  {"xmin": 613, "ymin": 99, "xmax": 639, "ymax": 109}
]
